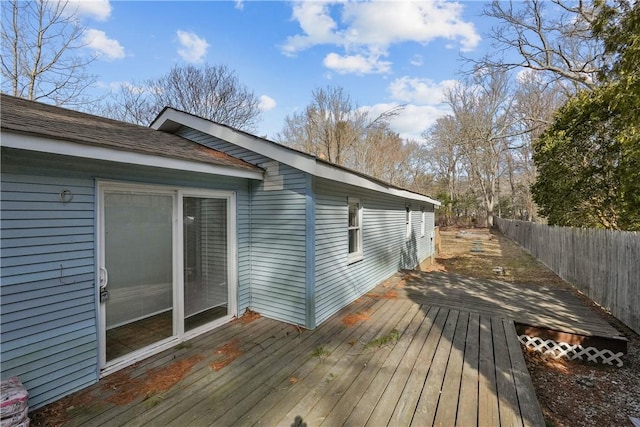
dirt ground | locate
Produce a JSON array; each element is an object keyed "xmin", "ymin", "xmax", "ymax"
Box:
[{"xmin": 436, "ymin": 227, "xmax": 640, "ymax": 427}]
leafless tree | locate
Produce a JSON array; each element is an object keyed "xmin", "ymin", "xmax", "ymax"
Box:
[
  {"xmin": 472, "ymin": 0, "xmax": 606, "ymax": 94},
  {"xmin": 445, "ymin": 71, "xmax": 518, "ymax": 227},
  {"xmin": 505, "ymin": 72, "xmax": 567, "ymax": 220},
  {"xmin": 354, "ymin": 123, "xmax": 427, "ymax": 189},
  {"xmin": 1, "ymin": 0, "xmax": 97, "ymax": 107},
  {"xmin": 423, "ymin": 115, "xmax": 464, "ymax": 222},
  {"xmin": 277, "ymin": 86, "xmax": 402, "ymax": 166},
  {"xmin": 104, "ymin": 64, "xmax": 262, "ymax": 131}
]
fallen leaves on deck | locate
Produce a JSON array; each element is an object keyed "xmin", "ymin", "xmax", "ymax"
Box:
[
  {"xmin": 238, "ymin": 309, "xmax": 261, "ymax": 324},
  {"xmin": 106, "ymin": 354, "xmax": 204, "ymax": 405},
  {"xmin": 342, "ymin": 310, "xmax": 371, "ymax": 327},
  {"xmin": 366, "ymin": 290, "xmax": 398, "ymax": 299},
  {"xmin": 29, "ymin": 380, "xmax": 102, "ymax": 426},
  {"xmin": 211, "ymin": 338, "xmax": 243, "ymax": 371}
]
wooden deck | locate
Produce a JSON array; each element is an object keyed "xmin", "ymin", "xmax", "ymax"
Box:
[
  {"xmin": 388, "ymin": 270, "xmax": 625, "ymax": 340},
  {"xmin": 39, "ymin": 292, "xmax": 545, "ymax": 427}
]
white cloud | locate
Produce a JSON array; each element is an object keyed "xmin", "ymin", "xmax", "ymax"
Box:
[
  {"xmin": 357, "ymin": 76, "xmax": 460, "ymax": 140},
  {"xmin": 410, "ymin": 54, "xmax": 424, "ymax": 67},
  {"xmin": 367, "ymin": 102, "xmax": 450, "ymax": 141},
  {"xmin": 69, "ymin": 0, "xmax": 112, "ymax": 21},
  {"xmin": 282, "ymin": 1, "xmax": 480, "ymax": 74},
  {"xmin": 340, "ymin": 1, "xmax": 480, "ymax": 51},
  {"xmin": 389, "ymin": 77, "xmax": 457, "ymax": 105},
  {"xmin": 235, "ymin": 0, "xmax": 244, "ymax": 10},
  {"xmin": 176, "ymin": 30, "xmax": 209, "ymax": 63},
  {"xmin": 323, "ymin": 52, "xmax": 391, "ymax": 75},
  {"xmin": 282, "ymin": 2, "xmax": 341, "ymax": 56},
  {"xmin": 259, "ymin": 95, "xmax": 277, "ymax": 112},
  {"xmin": 83, "ymin": 29, "xmax": 125, "ymax": 60}
]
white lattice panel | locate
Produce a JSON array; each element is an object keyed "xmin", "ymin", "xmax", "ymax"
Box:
[{"xmin": 519, "ymin": 334, "xmax": 624, "ymax": 367}]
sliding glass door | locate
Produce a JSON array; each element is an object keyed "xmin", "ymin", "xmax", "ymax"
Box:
[
  {"xmin": 183, "ymin": 197, "xmax": 228, "ymax": 331},
  {"xmin": 102, "ymin": 191, "xmax": 175, "ymax": 362},
  {"xmin": 98, "ymin": 183, "xmax": 235, "ymax": 371}
]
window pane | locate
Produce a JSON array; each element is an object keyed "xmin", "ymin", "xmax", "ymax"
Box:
[
  {"xmin": 104, "ymin": 192, "xmax": 174, "ymax": 361},
  {"xmin": 349, "ymin": 202, "xmax": 359, "ymax": 227},
  {"xmin": 349, "ymin": 228, "xmax": 359, "ymax": 254},
  {"xmin": 184, "ymin": 197, "xmax": 228, "ymax": 331}
]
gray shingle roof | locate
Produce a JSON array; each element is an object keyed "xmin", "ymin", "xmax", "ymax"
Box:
[{"xmin": 0, "ymin": 94, "xmax": 261, "ymax": 173}]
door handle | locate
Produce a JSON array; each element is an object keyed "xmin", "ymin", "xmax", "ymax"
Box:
[
  {"xmin": 100, "ymin": 267, "xmax": 109, "ymax": 288},
  {"xmin": 99, "ymin": 267, "xmax": 109, "ymax": 302}
]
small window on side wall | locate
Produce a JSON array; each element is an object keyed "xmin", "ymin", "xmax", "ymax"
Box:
[
  {"xmin": 405, "ymin": 206, "xmax": 412, "ymax": 238},
  {"xmin": 421, "ymin": 208, "xmax": 426, "ymax": 237},
  {"xmin": 348, "ymin": 198, "xmax": 363, "ymax": 263}
]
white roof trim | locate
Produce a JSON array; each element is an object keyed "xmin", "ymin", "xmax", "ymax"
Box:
[
  {"xmin": 152, "ymin": 109, "xmax": 440, "ymax": 206},
  {"xmin": 2, "ymin": 131, "xmax": 264, "ymax": 181}
]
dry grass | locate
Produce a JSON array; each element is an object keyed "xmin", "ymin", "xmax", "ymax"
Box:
[{"xmin": 437, "ymin": 227, "xmax": 566, "ymax": 288}]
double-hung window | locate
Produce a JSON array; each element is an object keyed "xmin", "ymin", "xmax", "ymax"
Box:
[
  {"xmin": 420, "ymin": 208, "xmax": 426, "ymax": 237},
  {"xmin": 348, "ymin": 198, "xmax": 363, "ymax": 263},
  {"xmin": 405, "ymin": 206, "xmax": 412, "ymax": 238}
]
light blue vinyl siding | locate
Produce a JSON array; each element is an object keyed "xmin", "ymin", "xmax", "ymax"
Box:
[
  {"xmin": 314, "ymin": 178, "xmax": 436, "ymax": 325},
  {"xmin": 175, "ymin": 128, "xmax": 310, "ymax": 327},
  {"xmin": 0, "ymin": 173, "xmax": 98, "ymax": 409},
  {"xmin": 1, "ymin": 148, "xmax": 253, "ymax": 409}
]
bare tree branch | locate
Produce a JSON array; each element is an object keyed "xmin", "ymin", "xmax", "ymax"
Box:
[
  {"xmin": 466, "ymin": 0, "xmax": 606, "ymax": 93},
  {"xmin": 102, "ymin": 63, "xmax": 262, "ymax": 131},
  {"xmin": 1, "ymin": 0, "xmax": 98, "ymax": 107}
]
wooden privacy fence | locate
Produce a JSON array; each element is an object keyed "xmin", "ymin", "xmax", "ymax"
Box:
[{"xmin": 495, "ymin": 218, "xmax": 640, "ymax": 335}]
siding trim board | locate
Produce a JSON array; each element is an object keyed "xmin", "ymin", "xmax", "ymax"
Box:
[{"xmin": 305, "ymin": 174, "xmax": 316, "ymax": 329}]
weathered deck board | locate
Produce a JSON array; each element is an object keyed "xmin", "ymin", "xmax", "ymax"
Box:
[
  {"xmin": 432, "ymin": 311, "xmax": 468, "ymax": 426},
  {"xmin": 363, "ymin": 306, "xmax": 439, "ymax": 427},
  {"xmin": 503, "ymin": 320, "xmax": 546, "ymax": 427},
  {"xmin": 252, "ymin": 299, "xmax": 398, "ymax": 426},
  {"xmin": 173, "ymin": 297, "xmax": 390, "ymax": 427},
  {"xmin": 39, "ymin": 292, "xmax": 546, "ymax": 427},
  {"xmin": 411, "ymin": 309, "xmax": 459, "ymax": 427},
  {"xmin": 478, "ymin": 316, "xmax": 499, "ymax": 426},
  {"xmin": 300, "ymin": 300, "xmax": 412, "ymax": 425},
  {"xmin": 318, "ymin": 302, "xmax": 421, "ymax": 427},
  {"xmin": 492, "ymin": 317, "xmax": 523, "ymax": 427},
  {"xmin": 455, "ymin": 312, "xmax": 480, "ymax": 427},
  {"xmin": 387, "ymin": 307, "xmax": 449, "ymax": 426},
  {"xmin": 271, "ymin": 298, "xmax": 399, "ymax": 426},
  {"xmin": 68, "ymin": 314, "xmax": 287, "ymax": 427},
  {"xmin": 341, "ymin": 304, "xmax": 427, "ymax": 427},
  {"xmin": 393, "ymin": 271, "xmax": 623, "ymax": 340}
]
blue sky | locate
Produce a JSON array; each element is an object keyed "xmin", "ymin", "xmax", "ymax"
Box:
[{"xmin": 74, "ymin": 0, "xmax": 495, "ymax": 140}]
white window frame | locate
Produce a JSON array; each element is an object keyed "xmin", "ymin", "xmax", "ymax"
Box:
[
  {"xmin": 420, "ymin": 208, "xmax": 426, "ymax": 237},
  {"xmin": 405, "ymin": 206, "xmax": 412, "ymax": 239},
  {"xmin": 97, "ymin": 180, "xmax": 237, "ymax": 376},
  {"xmin": 348, "ymin": 197, "xmax": 363, "ymax": 264}
]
